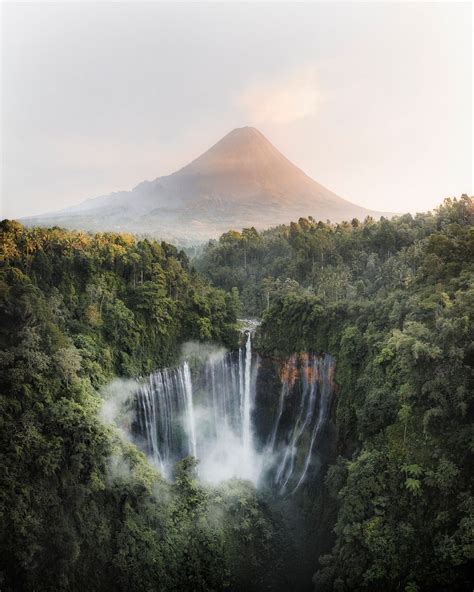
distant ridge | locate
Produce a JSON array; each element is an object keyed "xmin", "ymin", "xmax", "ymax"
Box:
[{"xmin": 21, "ymin": 127, "xmax": 393, "ymax": 242}]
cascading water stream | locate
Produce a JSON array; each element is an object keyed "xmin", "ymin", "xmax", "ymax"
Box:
[
  {"xmin": 275, "ymin": 356, "xmax": 320, "ymax": 492},
  {"xmin": 292, "ymin": 354, "xmax": 334, "ymax": 492},
  {"xmin": 242, "ymin": 332, "xmax": 252, "ymax": 459},
  {"xmin": 268, "ymin": 382, "xmax": 287, "ymax": 452},
  {"xmin": 183, "ymin": 362, "xmax": 197, "ymax": 458}
]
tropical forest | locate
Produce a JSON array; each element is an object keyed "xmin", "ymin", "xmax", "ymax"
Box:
[{"xmin": 1, "ymin": 195, "xmax": 472, "ymax": 591}]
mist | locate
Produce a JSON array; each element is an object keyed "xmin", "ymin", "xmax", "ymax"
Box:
[{"xmin": 100, "ymin": 377, "xmax": 139, "ymax": 438}]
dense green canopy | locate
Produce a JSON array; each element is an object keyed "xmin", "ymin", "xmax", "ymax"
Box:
[
  {"xmin": 0, "ymin": 223, "xmax": 288, "ymax": 591},
  {"xmin": 1, "ymin": 195, "xmax": 472, "ymax": 591},
  {"xmin": 198, "ymin": 195, "xmax": 474, "ymax": 590}
]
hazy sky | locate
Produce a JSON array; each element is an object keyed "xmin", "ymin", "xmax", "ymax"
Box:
[{"xmin": 1, "ymin": 2, "xmax": 472, "ymax": 219}]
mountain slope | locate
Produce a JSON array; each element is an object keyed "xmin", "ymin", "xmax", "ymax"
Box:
[{"xmin": 21, "ymin": 127, "xmax": 390, "ymax": 242}]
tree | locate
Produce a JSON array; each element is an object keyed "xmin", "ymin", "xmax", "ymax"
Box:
[{"xmin": 54, "ymin": 345, "xmax": 82, "ymax": 387}]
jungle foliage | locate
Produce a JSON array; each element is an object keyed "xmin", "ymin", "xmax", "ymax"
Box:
[
  {"xmin": 1, "ymin": 194, "xmax": 473, "ymax": 592},
  {"xmin": 198, "ymin": 196, "xmax": 474, "ymax": 591},
  {"xmin": 0, "ymin": 222, "xmax": 289, "ymax": 591}
]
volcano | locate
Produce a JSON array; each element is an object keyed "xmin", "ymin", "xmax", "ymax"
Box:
[{"xmin": 22, "ymin": 127, "xmax": 389, "ymax": 242}]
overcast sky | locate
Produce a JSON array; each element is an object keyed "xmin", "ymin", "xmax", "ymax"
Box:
[{"xmin": 1, "ymin": 2, "xmax": 472, "ymax": 219}]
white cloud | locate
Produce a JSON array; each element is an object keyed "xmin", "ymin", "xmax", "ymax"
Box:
[{"xmin": 237, "ymin": 67, "xmax": 321, "ymax": 124}]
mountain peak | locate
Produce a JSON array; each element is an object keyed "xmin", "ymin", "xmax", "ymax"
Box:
[
  {"xmin": 226, "ymin": 126, "xmax": 262, "ymax": 138},
  {"xmin": 216, "ymin": 126, "xmax": 271, "ymax": 152},
  {"xmin": 204, "ymin": 125, "xmax": 270, "ymax": 154},
  {"xmin": 177, "ymin": 125, "xmax": 285, "ymax": 178},
  {"xmin": 22, "ymin": 126, "xmax": 388, "ymax": 242}
]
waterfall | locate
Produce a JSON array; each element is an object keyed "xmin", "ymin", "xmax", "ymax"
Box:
[
  {"xmin": 268, "ymin": 353, "xmax": 297, "ymax": 452},
  {"xmin": 292, "ymin": 354, "xmax": 334, "ymax": 492},
  {"xmin": 242, "ymin": 332, "xmax": 252, "ymax": 458},
  {"xmin": 268, "ymin": 382, "xmax": 286, "ymax": 451},
  {"xmin": 183, "ymin": 362, "xmax": 197, "ymax": 458},
  {"xmin": 136, "ymin": 335, "xmax": 257, "ymax": 483},
  {"xmin": 271, "ymin": 353, "xmax": 335, "ymax": 493},
  {"xmin": 274, "ymin": 355, "xmax": 319, "ymax": 491},
  {"xmin": 135, "ymin": 343, "xmax": 334, "ymax": 492},
  {"xmin": 136, "ymin": 365, "xmax": 193, "ymax": 477}
]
